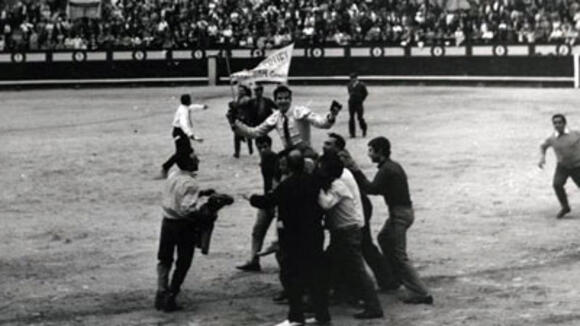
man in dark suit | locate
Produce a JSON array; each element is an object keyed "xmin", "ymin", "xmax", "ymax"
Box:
[
  {"xmin": 347, "ymin": 72, "xmax": 368, "ymax": 138},
  {"xmin": 250, "ymin": 84, "xmax": 277, "ymax": 126},
  {"xmin": 249, "ymin": 149, "xmax": 330, "ymax": 326}
]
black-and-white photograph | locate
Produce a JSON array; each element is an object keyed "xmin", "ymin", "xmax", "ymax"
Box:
[{"xmin": 2, "ymin": 0, "xmax": 580, "ymax": 325}]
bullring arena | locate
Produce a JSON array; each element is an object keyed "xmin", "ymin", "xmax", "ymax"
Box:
[{"xmin": 2, "ymin": 85, "xmax": 580, "ymax": 325}]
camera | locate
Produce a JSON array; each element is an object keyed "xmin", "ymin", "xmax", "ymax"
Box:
[{"xmin": 330, "ymin": 100, "xmax": 342, "ymax": 115}]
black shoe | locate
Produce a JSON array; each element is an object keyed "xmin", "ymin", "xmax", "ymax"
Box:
[
  {"xmin": 273, "ymin": 291, "xmax": 288, "ymax": 305},
  {"xmin": 233, "ymin": 153, "xmax": 240, "ymax": 158},
  {"xmin": 353, "ymin": 310, "xmax": 383, "ymax": 319},
  {"xmin": 236, "ymin": 261, "xmax": 261, "ymax": 272},
  {"xmin": 163, "ymin": 293, "xmax": 183, "ymax": 312},
  {"xmin": 154, "ymin": 291, "xmax": 166, "ymax": 311},
  {"xmin": 403, "ymin": 295, "xmax": 433, "ymax": 305},
  {"xmin": 362, "ymin": 129, "xmax": 367, "ymax": 137},
  {"xmin": 556, "ymin": 207, "xmax": 571, "ymax": 219}
]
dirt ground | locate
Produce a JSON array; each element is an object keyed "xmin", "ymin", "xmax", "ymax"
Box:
[{"xmin": 1, "ymin": 85, "xmax": 580, "ymax": 326}]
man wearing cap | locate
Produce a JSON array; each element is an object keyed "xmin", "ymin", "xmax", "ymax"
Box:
[{"xmin": 347, "ymin": 73, "xmax": 368, "ymax": 138}]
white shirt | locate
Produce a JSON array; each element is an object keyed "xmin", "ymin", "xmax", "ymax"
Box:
[
  {"xmin": 236, "ymin": 105, "xmax": 335, "ymax": 148},
  {"xmin": 172, "ymin": 104, "xmax": 205, "ymax": 138},
  {"xmin": 318, "ymin": 170, "xmax": 364, "ymax": 231}
]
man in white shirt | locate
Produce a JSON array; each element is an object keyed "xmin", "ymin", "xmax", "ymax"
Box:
[
  {"xmin": 323, "ymin": 133, "xmax": 393, "ymax": 291},
  {"xmin": 234, "ymin": 85, "xmax": 341, "ymax": 157},
  {"xmin": 317, "ymin": 152, "xmax": 384, "ymax": 320},
  {"xmin": 158, "ymin": 94, "xmax": 207, "ymax": 179}
]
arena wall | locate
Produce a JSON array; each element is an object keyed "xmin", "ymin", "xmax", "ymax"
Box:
[{"xmin": 0, "ymin": 45, "xmax": 578, "ymax": 88}]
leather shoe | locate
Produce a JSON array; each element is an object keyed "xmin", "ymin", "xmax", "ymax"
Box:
[
  {"xmin": 353, "ymin": 310, "xmax": 383, "ymax": 319},
  {"xmin": 154, "ymin": 291, "xmax": 166, "ymax": 310},
  {"xmin": 236, "ymin": 261, "xmax": 261, "ymax": 272},
  {"xmin": 556, "ymin": 207, "xmax": 571, "ymax": 219},
  {"xmin": 163, "ymin": 292, "xmax": 183, "ymax": 312},
  {"xmin": 403, "ymin": 295, "xmax": 433, "ymax": 305}
]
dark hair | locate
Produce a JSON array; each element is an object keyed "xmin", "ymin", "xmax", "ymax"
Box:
[
  {"xmin": 273, "ymin": 85, "xmax": 292, "ymax": 99},
  {"xmin": 319, "ymin": 152, "xmax": 344, "ymax": 180},
  {"xmin": 328, "ymin": 132, "xmax": 346, "ymax": 150},
  {"xmin": 368, "ymin": 137, "xmax": 391, "ymax": 158},
  {"xmin": 256, "ymin": 135, "xmax": 272, "ymax": 146},
  {"xmin": 287, "ymin": 149, "xmax": 304, "ymax": 173},
  {"xmin": 238, "ymin": 85, "xmax": 251, "ymax": 97},
  {"xmin": 350, "ymin": 72, "xmax": 358, "ymax": 78},
  {"xmin": 180, "ymin": 94, "xmax": 191, "ymax": 106},
  {"xmin": 254, "ymin": 84, "xmax": 264, "ymax": 91},
  {"xmin": 176, "ymin": 152, "xmax": 199, "ymax": 172},
  {"xmin": 552, "ymin": 114, "xmax": 567, "ymax": 124}
]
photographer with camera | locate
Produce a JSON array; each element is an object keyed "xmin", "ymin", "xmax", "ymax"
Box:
[{"xmin": 233, "ymin": 85, "xmax": 342, "ymax": 165}]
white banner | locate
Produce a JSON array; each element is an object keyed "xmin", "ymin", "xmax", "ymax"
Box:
[{"xmin": 231, "ymin": 43, "xmax": 294, "ymax": 84}]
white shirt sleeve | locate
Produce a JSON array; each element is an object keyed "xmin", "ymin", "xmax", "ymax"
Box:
[
  {"xmin": 318, "ymin": 180, "xmax": 351, "ymax": 210},
  {"xmin": 294, "ymin": 105, "xmax": 334, "ymax": 129}
]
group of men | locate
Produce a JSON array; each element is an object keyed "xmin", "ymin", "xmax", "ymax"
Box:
[
  {"xmin": 229, "ymin": 84, "xmax": 432, "ymax": 326},
  {"xmin": 154, "ymin": 82, "xmax": 434, "ymax": 325}
]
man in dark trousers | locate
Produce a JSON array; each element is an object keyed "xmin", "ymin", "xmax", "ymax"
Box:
[
  {"xmin": 317, "ymin": 152, "xmax": 384, "ymax": 320},
  {"xmin": 156, "ymin": 152, "xmax": 211, "ymax": 312},
  {"xmin": 249, "ymin": 149, "xmax": 330, "ymax": 326},
  {"xmin": 158, "ymin": 94, "xmax": 207, "ymax": 179},
  {"xmin": 227, "ymin": 84, "xmax": 254, "ymax": 158},
  {"xmin": 341, "ymin": 136, "xmax": 434, "ymax": 305},
  {"xmin": 539, "ymin": 113, "xmax": 580, "ymax": 218},
  {"xmin": 322, "ymin": 133, "xmax": 394, "ymax": 291},
  {"xmin": 237, "ymin": 135, "xmax": 279, "ymax": 271},
  {"xmin": 347, "ymin": 72, "xmax": 368, "ymax": 138}
]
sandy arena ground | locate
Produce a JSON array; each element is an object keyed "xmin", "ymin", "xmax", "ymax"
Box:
[{"xmin": 1, "ymin": 85, "xmax": 580, "ymax": 326}]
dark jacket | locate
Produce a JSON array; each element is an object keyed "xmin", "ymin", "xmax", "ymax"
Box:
[
  {"xmin": 250, "ymin": 172, "xmax": 324, "ymax": 246},
  {"xmin": 249, "ymin": 96, "xmax": 277, "ymax": 126},
  {"xmin": 348, "ymin": 80, "xmax": 368, "ymax": 104}
]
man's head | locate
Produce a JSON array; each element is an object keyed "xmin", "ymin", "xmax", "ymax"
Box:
[
  {"xmin": 323, "ymin": 132, "xmax": 346, "ymax": 155},
  {"xmin": 273, "ymin": 85, "xmax": 292, "ymax": 114},
  {"xmin": 367, "ymin": 136, "xmax": 391, "ymax": 163},
  {"xmin": 350, "ymin": 72, "xmax": 358, "ymax": 82},
  {"xmin": 287, "ymin": 149, "xmax": 304, "ymax": 174},
  {"xmin": 552, "ymin": 114, "xmax": 567, "ymax": 134},
  {"xmin": 256, "ymin": 135, "xmax": 272, "ymax": 156},
  {"xmin": 238, "ymin": 84, "xmax": 251, "ymax": 98},
  {"xmin": 181, "ymin": 94, "xmax": 191, "ymax": 106},
  {"xmin": 317, "ymin": 152, "xmax": 344, "ymax": 180},
  {"xmin": 254, "ymin": 84, "xmax": 264, "ymax": 98},
  {"xmin": 176, "ymin": 151, "xmax": 199, "ymax": 172}
]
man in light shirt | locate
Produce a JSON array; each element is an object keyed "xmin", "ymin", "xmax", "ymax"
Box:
[
  {"xmin": 158, "ymin": 94, "xmax": 207, "ymax": 179},
  {"xmin": 234, "ymin": 85, "xmax": 341, "ymax": 158},
  {"xmin": 317, "ymin": 152, "xmax": 384, "ymax": 320},
  {"xmin": 539, "ymin": 114, "xmax": 580, "ymax": 218},
  {"xmin": 323, "ymin": 133, "xmax": 393, "ymax": 291},
  {"xmin": 156, "ymin": 152, "xmax": 212, "ymax": 312}
]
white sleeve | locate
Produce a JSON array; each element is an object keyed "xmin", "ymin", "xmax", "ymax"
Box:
[
  {"xmin": 294, "ymin": 105, "xmax": 333, "ymax": 129},
  {"xmin": 318, "ymin": 180, "xmax": 349, "ymax": 210}
]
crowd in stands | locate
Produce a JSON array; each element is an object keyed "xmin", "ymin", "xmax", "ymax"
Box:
[{"xmin": 2, "ymin": 0, "xmax": 580, "ymax": 52}]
